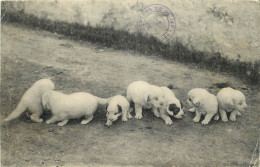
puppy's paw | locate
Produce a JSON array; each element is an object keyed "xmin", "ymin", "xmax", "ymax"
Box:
[
  {"xmin": 237, "ymin": 111, "xmax": 241, "ymax": 116},
  {"xmin": 106, "ymin": 122, "xmax": 112, "ymax": 127},
  {"xmin": 31, "ymin": 117, "xmax": 43, "ymax": 123},
  {"xmin": 165, "ymin": 117, "xmax": 173, "ymax": 125},
  {"xmin": 122, "ymin": 117, "xmax": 128, "ymax": 122},
  {"xmin": 229, "ymin": 116, "xmax": 236, "ymax": 122},
  {"xmin": 58, "ymin": 122, "xmax": 65, "ymax": 127},
  {"xmin": 193, "ymin": 117, "xmax": 200, "ymax": 123},
  {"xmin": 36, "ymin": 119, "xmax": 43, "ymax": 123},
  {"xmin": 188, "ymin": 108, "xmax": 196, "ymax": 112},
  {"xmin": 81, "ymin": 120, "xmax": 90, "ymax": 125},
  {"xmin": 135, "ymin": 114, "xmax": 143, "ymax": 119},
  {"xmin": 46, "ymin": 120, "xmax": 51, "ymax": 124},
  {"xmin": 127, "ymin": 113, "xmax": 132, "ymax": 119},
  {"xmin": 30, "ymin": 115, "xmax": 43, "ymax": 123},
  {"xmin": 201, "ymin": 120, "xmax": 209, "ymax": 125},
  {"xmin": 213, "ymin": 114, "xmax": 219, "ymax": 120},
  {"xmin": 221, "ymin": 118, "xmax": 228, "ymax": 122}
]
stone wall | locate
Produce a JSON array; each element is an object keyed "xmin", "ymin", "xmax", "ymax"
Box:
[{"xmin": 4, "ymin": 0, "xmax": 260, "ymax": 62}]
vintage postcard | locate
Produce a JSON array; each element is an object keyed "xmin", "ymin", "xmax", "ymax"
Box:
[{"xmin": 1, "ymin": 0, "xmax": 259, "ymax": 166}]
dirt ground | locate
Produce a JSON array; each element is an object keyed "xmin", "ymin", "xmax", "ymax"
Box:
[{"xmin": 1, "ymin": 23, "xmax": 259, "ymax": 167}]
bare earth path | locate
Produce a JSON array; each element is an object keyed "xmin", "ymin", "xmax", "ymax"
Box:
[{"xmin": 1, "ymin": 24, "xmax": 259, "ymax": 167}]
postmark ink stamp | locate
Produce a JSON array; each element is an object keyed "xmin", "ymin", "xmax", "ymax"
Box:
[{"xmin": 138, "ymin": 4, "xmax": 176, "ymax": 42}]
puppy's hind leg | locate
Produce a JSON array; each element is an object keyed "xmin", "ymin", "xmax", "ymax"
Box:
[
  {"xmin": 81, "ymin": 115, "xmax": 94, "ymax": 125},
  {"xmin": 58, "ymin": 120, "xmax": 68, "ymax": 126},
  {"xmin": 219, "ymin": 109, "xmax": 228, "ymax": 122},
  {"xmin": 46, "ymin": 116, "xmax": 60, "ymax": 124},
  {"xmin": 29, "ymin": 105, "xmax": 43, "ymax": 123}
]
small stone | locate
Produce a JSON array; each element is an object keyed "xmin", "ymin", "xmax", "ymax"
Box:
[
  {"xmin": 48, "ymin": 128, "xmax": 54, "ymax": 132},
  {"xmin": 239, "ymin": 84, "xmax": 248, "ymax": 90}
]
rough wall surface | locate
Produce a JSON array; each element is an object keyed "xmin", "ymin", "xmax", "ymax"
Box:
[{"xmin": 5, "ymin": 0, "xmax": 260, "ymax": 62}]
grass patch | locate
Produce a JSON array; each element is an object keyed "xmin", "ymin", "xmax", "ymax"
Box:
[{"xmin": 2, "ymin": 9, "xmax": 260, "ymax": 84}]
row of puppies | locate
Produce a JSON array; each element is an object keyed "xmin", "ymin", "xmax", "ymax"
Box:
[
  {"xmin": 124, "ymin": 81, "xmax": 247, "ymax": 125},
  {"xmin": 3, "ymin": 79, "xmax": 183, "ymax": 126},
  {"xmin": 4, "ymin": 79, "xmax": 247, "ymax": 126}
]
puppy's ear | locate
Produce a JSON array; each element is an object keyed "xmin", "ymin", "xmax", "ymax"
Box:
[
  {"xmin": 117, "ymin": 105, "xmax": 122, "ymax": 113},
  {"xmin": 180, "ymin": 101, "xmax": 184, "ymax": 109},
  {"xmin": 193, "ymin": 97, "xmax": 201, "ymax": 107}
]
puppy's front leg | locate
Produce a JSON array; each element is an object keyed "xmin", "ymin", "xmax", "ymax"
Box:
[
  {"xmin": 127, "ymin": 110, "xmax": 132, "ymax": 119},
  {"xmin": 106, "ymin": 120, "xmax": 113, "ymax": 126},
  {"xmin": 229, "ymin": 110, "xmax": 240, "ymax": 121},
  {"xmin": 213, "ymin": 113, "xmax": 220, "ymax": 120},
  {"xmin": 153, "ymin": 108, "xmax": 160, "ymax": 118},
  {"xmin": 159, "ymin": 109, "xmax": 172, "ymax": 125},
  {"xmin": 135, "ymin": 104, "xmax": 143, "ymax": 119},
  {"xmin": 219, "ymin": 109, "xmax": 228, "ymax": 122},
  {"xmin": 188, "ymin": 107, "xmax": 196, "ymax": 113},
  {"xmin": 201, "ymin": 113, "xmax": 215, "ymax": 125},
  {"xmin": 122, "ymin": 110, "xmax": 128, "ymax": 122},
  {"xmin": 193, "ymin": 109, "xmax": 201, "ymax": 123}
]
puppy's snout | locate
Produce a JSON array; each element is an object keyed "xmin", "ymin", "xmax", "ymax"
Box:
[{"xmin": 244, "ymin": 103, "xmax": 248, "ymax": 108}]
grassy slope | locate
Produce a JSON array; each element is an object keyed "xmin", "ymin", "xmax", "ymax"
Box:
[{"xmin": 1, "ymin": 24, "xmax": 259, "ymax": 166}]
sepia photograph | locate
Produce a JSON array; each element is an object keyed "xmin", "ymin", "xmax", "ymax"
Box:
[{"xmin": 1, "ymin": 0, "xmax": 259, "ymax": 166}]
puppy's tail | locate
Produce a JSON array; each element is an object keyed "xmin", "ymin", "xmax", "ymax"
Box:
[
  {"xmin": 96, "ymin": 97, "xmax": 112, "ymax": 105},
  {"xmin": 4, "ymin": 101, "xmax": 27, "ymax": 122}
]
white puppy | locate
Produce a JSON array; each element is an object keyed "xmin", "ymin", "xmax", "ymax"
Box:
[
  {"xmin": 156, "ymin": 87, "xmax": 184, "ymax": 125},
  {"xmin": 217, "ymin": 87, "xmax": 247, "ymax": 122},
  {"xmin": 42, "ymin": 91, "xmax": 110, "ymax": 126},
  {"xmin": 187, "ymin": 88, "xmax": 218, "ymax": 125},
  {"xmin": 105, "ymin": 95, "xmax": 131, "ymax": 127},
  {"xmin": 4, "ymin": 79, "xmax": 55, "ymax": 123},
  {"xmin": 126, "ymin": 81, "xmax": 165, "ymax": 119}
]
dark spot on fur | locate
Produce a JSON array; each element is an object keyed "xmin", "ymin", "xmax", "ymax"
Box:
[{"xmin": 169, "ymin": 103, "xmax": 180, "ymax": 114}]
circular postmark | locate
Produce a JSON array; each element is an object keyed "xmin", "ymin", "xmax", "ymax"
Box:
[{"xmin": 138, "ymin": 4, "xmax": 176, "ymax": 42}]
